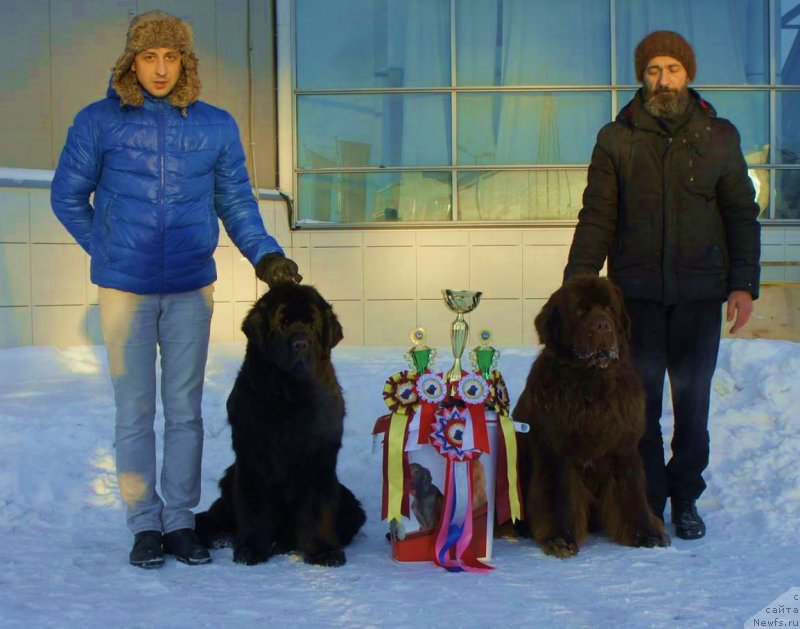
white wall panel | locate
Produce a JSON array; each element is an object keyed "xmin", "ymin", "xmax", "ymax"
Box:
[
  {"xmin": 31, "ymin": 244, "xmax": 86, "ymax": 305},
  {"xmin": 416, "ymin": 246, "xmax": 469, "ymax": 300},
  {"xmin": 523, "ymin": 245, "xmax": 570, "ymax": 298},
  {"xmin": 212, "ymin": 246, "xmax": 233, "ymax": 302},
  {"xmin": 32, "ymin": 305, "xmax": 87, "ymax": 347},
  {"xmin": 0, "ymin": 307, "xmax": 32, "ymax": 348},
  {"xmin": 470, "ymin": 298, "xmax": 523, "ymax": 346},
  {"xmin": 311, "ymin": 248, "xmax": 363, "ymax": 300},
  {"xmin": 0, "ymin": 189, "xmax": 29, "ymax": 243},
  {"xmin": 364, "ymin": 300, "xmax": 416, "ymax": 346},
  {"xmin": 329, "ymin": 300, "xmax": 364, "ymax": 346},
  {"xmin": 210, "ymin": 300, "xmax": 234, "ymax": 343},
  {"xmin": 0, "ymin": 244, "xmax": 30, "ymax": 306},
  {"xmin": 470, "ymin": 245, "xmax": 522, "ymax": 298},
  {"xmin": 30, "ymin": 189, "xmax": 71, "ymax": 243},
  {"xmin": 232, "ymin": 252, "xmax": 257, "ymax": 302},
  {"xmin": 523, "ymin": 298, "xmax": 548, "ymax": 346},
  {"xmin": 4, "ymin": 205, "xmax": 791, "ymax": 348},
  {"xmin": 364, "ymin": 247, "xmax": 416, "ymax": 300}
]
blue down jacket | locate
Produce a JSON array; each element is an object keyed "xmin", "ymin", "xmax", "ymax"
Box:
[{"xmin": 51, "ymin": 85, "xmax": 283, "ymax": 295}]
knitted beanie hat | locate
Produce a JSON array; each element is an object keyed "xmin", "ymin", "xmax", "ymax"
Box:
[
  {"xmin": 111, "ymin": 10, "xmax": 201, "ymax": 115},
  {"xmin": 634, "ymin": 30, "xmax": 696, "ymax": 82}
]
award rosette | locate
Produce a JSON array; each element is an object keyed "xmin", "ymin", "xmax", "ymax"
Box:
[{"xmin": 374, "ymin": 322, "xmax": 524, "ymax": 572}]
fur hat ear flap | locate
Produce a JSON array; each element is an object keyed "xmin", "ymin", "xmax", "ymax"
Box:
[{"xmin": 166, "ymin": 50, "xmax": 201, "ymax": 116}]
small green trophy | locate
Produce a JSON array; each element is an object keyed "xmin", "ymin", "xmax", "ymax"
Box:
[
  {"xmin": 404, "ymin": 327, "xmax": 436, "ymax": 374},
  {"xmin": 470, "ymin": 328, "xmax": 499, "ymax": 379}
]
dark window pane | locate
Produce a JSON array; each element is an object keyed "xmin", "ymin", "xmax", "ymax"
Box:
[
  {"xmin": 457, "ymin": 0, "xmax": 610, "ymax": 85},
  {"xmin": 776, "ymin": 169, "xmax": 800, "ymax": 218},
  {"xmin": 706, "ymin": 91, "xmax": 769, "ymax": 161},
  {"xmin": 777, "ymin": 1, "xmax": 800, "ymax": 84},
  {"xmin": 297, "ymin": 172, "xmax": 452, "ymax": 224},
  {"xmin": 298, "ymin": 94, "xmax": 451, "ymax": 168},
  {"xmin": 296, "ymin": 0, "xmax": 450, "ymax": 89},
  {"xmin": 457, "ymin": 169, "xmax": 588, "ymax": 221},
  {"xmin": 616, "ymin": 0, "xmax": 767, "ymax": 85},
  {"xmin": 778, "ymin": 91, "xmax": 800, "ymax": 164},
  {"xmin": 458, "ymin": 93, "xmax": 609, "ymax": 165}
]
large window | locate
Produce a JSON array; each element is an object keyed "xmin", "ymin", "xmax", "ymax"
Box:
[{"xmin": 289, "ymin": 0, "xmax": 800, "ymax": 225}]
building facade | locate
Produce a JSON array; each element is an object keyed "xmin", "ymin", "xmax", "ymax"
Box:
[{"xmin": 1, "ymin": 0, "xmax": 798, "ymax": 347}]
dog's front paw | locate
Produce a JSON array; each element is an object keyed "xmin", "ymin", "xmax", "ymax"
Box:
[
  {"xmin": 634, "ymin": 529, "xmax": 671, "ymax": 548},
  {"xmin": 542, "ymin": 537, "xmax": 579, "ymax": 559},
  {"xmin": 233, "ymin": 543, "xmax": 274, "ymax": 565},
  {"xmin": 305, "ymin": 549, "xmax": 346, "ymax": 567}
]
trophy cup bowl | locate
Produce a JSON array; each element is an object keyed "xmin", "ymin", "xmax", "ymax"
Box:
[
  {"xmin": 441, "ymin": 289, "xmax": 483, "ymax": 384},
  {"xmin": 442, "ymin": 289, "xmax": 482, "ymax": 315}
]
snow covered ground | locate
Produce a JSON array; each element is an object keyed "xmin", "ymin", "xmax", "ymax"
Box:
[{"xmin": 0, "ymin": 339, "xmax": 798, "ymax": 628}]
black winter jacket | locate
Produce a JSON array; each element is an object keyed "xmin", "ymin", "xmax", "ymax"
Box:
[{"xmin": 564, "ymin": 89, "xmax": 761, "ymax": 303}]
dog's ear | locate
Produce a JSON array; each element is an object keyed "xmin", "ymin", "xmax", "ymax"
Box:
[
  {"xmin": 241, "ymin": 301, "xmax": 270, "ymax": 347},
  {"xmin": 534, "ymin": 290, "xmax": 561, "ymax": 348},
  {"xmin": 324, "ymin": 305, "xmax": 344, "ymax": 350},
  {"xmin": 608, "ymin": 280, "xmax": 632, "ymax": 340}
]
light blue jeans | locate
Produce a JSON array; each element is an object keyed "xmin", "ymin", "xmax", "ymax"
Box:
[{"xmin": 99, "ymin": 285, "xmax": 214, "ymax": 535}]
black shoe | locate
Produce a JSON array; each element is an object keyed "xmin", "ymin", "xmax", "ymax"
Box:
[
  {"xmin": 129, "ymin": 530, "xmax": 165, "ymax": 569},
  {"xmin": 671, "ymin": 499, "xmax": 706, "ymax": 540},
  {"xmin": 163, "ymin": 528, "xmax": 212, "ymax": 565}
]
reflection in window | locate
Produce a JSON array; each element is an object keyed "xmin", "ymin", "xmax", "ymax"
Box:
[
  {"xmin": 296, "ymin": 0, "xmax": 450, "ymax": 89},
  {"xmin": 458, "ymin": 170, "xmax": 587, "ymax": 221},
  {"xmin": 292, "ymin": 0, "xmax": 798, "ymax": 224},
  {"xmin": 747, "ymin": 168, "xmax": 770, "ymax": 218},
  {"xmin": 458, "ymin": 93, "xmax": 609, "ymax": 165},
  {"xmin": 297, "ymin": 172, "xmax": 452, "ymax": 224},
  {"xmin": 298, "ymin": 94, "xmax": 451, "ymax": 169},
  {"xmin": 778, "ymin": 1, "xmax": 800, "ymax": 85},
  {"xmin": 615, "ymin": 0, "xmax": 767, "ymax": 85},
  {"xmin": 707, "ymin": 91, "xmax": 769, "ymax": 159},
  {"xmin": 456, "ymin": 0, "xmax": 610, "ymax": 86},
  {"xmin": 776, "ymin": 170, "xmax": 800, "ymax": 219}
]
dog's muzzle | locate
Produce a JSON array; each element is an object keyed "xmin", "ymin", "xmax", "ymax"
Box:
[{"xmin": 573, "ymin": 346, "xmax": 620, "ymax": 369}]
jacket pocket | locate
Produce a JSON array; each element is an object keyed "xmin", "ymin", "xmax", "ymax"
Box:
[
  {"xmin": 101, "ymin": 197, "xmax": 114, "ymax": 263},
  {"xmin": 206, "ymin": 198, "xmax": 219, "ymax": 250}
]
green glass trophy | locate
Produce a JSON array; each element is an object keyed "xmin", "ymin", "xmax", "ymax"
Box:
[
  {"xmin": 404, "ymin": 327, "xmax": 436, "ymax": 373},
  {"xmin": 470, "ymin": 329, "xmax": 499, "ymax": 380}
]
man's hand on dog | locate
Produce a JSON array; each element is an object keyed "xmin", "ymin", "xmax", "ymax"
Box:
[{"xmin": 256, "ymin": 252, "xmax": 303, "ymax": 288}]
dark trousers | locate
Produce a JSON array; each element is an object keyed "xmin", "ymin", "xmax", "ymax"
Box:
[{"xmin": 625, "ymin": 299, "xmax": 722, "ymax": 518}]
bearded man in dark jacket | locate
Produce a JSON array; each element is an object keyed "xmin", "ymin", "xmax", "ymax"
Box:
[
  {"xmin": 564, "ymin": 31, "xmax": 761, "ymax": 540},
  {"xmin": 51, "ymin": 11, "xmax": 301, "ymax": 568}
]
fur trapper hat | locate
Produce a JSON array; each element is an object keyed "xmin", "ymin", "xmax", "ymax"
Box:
[
  {"xmin": 111, "ymin": 10, "xmax": 201, "ymax": 116},
  {"xmin": 634, "ymin": 30, "xmax": 696, "ymax": 82}
]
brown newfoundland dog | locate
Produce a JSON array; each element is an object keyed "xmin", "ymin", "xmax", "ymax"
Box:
[
  {"xmin": 195, "ymin": 283, "xmax": 365, "ymax": 567},
  {"xmin": 513, "ymin": 275, "xmax": 669, "ymax": 558}
]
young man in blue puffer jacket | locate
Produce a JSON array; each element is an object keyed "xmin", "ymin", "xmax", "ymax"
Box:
[{"xmin": 51, "ymin": 10, "xmax": 300, "ymax": 569}]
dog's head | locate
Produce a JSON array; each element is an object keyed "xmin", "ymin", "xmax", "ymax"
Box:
[
  {"xmin": 534, "ymin": 275, "xmax": 630, "ymax": 370},
  {"xmin": 241, "ymin": 283, "xmax": 343, "ymax": 374},
  {"xmin": 408, "ymin": 463, "xmax": 433, "ymax": 496}
]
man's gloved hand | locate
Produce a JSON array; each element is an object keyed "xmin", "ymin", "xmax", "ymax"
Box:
[{"xmin": 255, "ymin": 252, "xmax": 303, "ymax": 288}]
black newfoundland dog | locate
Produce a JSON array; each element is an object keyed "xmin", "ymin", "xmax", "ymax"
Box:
[
  {"xmin": 195, "ymin": 283, "xmax": 366, "ymax": 567},
  {"xmin": 513, "ymin": 275, "xmax": 669, "ymax": 558}
]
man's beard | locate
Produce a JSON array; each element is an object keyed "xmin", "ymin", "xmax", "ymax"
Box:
[{"xmin": 643, "ymin": 86, "xmax": 690, "ymax": 120}]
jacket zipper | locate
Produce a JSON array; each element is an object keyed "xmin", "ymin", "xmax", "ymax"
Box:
[
  {"xmin": 662, "ymin": 135, "xmax": 674, "ymax": 302},
  {"xmin": 159, "ymin": 101, "xmax": 166, "ymax": 293}
]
